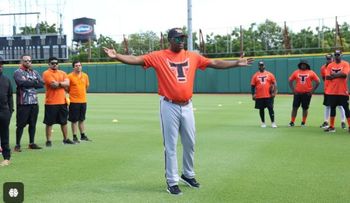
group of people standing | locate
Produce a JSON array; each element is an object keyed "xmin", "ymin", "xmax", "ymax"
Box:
[
  {"xmin": 0, "ymin": 54, "xmax": 91, "ymax": 167},
  {"xmin": 251, "ymin": 50, "xmax": 350, "ymax": 132},
  {"xmin": 1, "ymin": 26, "xmax": 348, "ymax": 196}
]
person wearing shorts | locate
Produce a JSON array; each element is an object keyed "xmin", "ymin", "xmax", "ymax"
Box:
[
  {"xmin": 68, "ymin": 60, "xmax": 91, "ymax": 143},
  {"xmin": 42, "ymin": 57, "xmax": 74, "ymax": 146}
]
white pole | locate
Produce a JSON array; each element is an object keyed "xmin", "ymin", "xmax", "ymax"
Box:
[{"xmin": 187, "ymin": 0, "xmax": 193, "ymax": 51}]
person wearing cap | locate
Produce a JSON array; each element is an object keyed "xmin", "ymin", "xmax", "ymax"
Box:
[
  {"xmin": 288, "ymin": 59, "xmax": 320, "ymax": 127},
  {"xmin": 323, "ymin": 50, "xmax": 350, "ymax": 132},
  {"xmin": 103, "ymin": 27, "xmax": 254, "ymax": 195},
  {"xmin": 319, "ymin": 54, "xmax": 346, "ymax": 129},
  {"xmin": 251, "ymin": 61, "xmax": 277, "ymax": 128},
  {"xmin": 13, "ymin": 54, "xmax": 44, "ymax": 152},
  {"xmin": 0, "ymin": 56, "xmax": 14, "ymax": 166}
]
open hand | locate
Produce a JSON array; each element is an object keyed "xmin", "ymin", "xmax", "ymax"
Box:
[
  {"xmin": 237, "ymin": 57, "xmax": 254, "ymax": 66},
  {"xmin": 103, "ymin": 47, "xmax": 118, "ymax": 58}
]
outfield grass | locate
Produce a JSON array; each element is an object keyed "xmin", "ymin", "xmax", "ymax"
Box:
[{"xmin": 1, "ymin": 93, "xmax": 350, "ymax": 202}]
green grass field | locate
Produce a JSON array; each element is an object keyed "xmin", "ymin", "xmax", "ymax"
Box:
[{"xmin": 2, "ymin": 93, "xmax": 350, "ymax": 202}]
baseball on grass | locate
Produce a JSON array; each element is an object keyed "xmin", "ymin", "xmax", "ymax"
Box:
[
  {"xmin": 112, "ymin": 119, "xmax": 118, "ymax": 123},
  {"xmin": 238, "ymin": 101, "xmax": 242, "ymax": 104},
  {"xmin": 218, "ymin": 104, "xmax": 222, "ymax": 107}
]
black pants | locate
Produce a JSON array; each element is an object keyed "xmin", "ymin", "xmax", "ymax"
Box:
[
  {"xmin": 16, "ymin": 104, "xmax": 39, "ymax": 145},
  {"xmin": 329, "ymin": 95, "xmax": 350, "ymax": 118},
  {"xmin": 0, "ymin": 109, "xmax": 11, "ymax": 160}
]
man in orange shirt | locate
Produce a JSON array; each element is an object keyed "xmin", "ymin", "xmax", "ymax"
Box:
[
  {"xmin": 320, "ymin": 54, "xmax": 346, "ymax": 129},
  {"xmin": 68, "ymin": 60, "xmax": 90, "ymax": 143},
  {"xmin": 324, "ymin": 50, "xmax": 350, "ymax": 132},
  {"xmin": 42, "ymin": 57, "xmax": 74, "ymax": 146},
  {"xmin": 104, "ymin": 28, "xmax": 253, "ymax": 195},
  {"xmin": 288, "ymin": 59, "xmax": 320, "ymax": 127},
  {"xmin": 251, "ymin": 61, "xmax": 277, "ymax": 128}
]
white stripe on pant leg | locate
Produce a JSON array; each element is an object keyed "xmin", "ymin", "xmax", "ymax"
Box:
[
  {"xmin": 160, "ymin": 97, "xmax": 181, "ymax": 186},
  {"xmin": 179, "ymin": 101, "xmax": 196, "ymax": 178}
]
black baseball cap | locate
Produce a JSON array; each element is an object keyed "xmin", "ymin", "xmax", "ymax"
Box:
[
  {"xmin": 325, "ymin": 54, "xmax": 332, "ymax": 59},
  {"xmin": 258, "ymin": 61, "xmax": 264, "ymax": 66},
  {"xmin": 168, "ymin": 28, "xmax": 187, "ymax": 39},
  {"xmin": 334, "ymin": 50, "xmax": 342, "ymax": 56}
]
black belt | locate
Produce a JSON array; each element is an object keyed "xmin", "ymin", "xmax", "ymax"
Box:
[{"xmin": 163, "ymin": 97, "xmax": 190, "ymax": 106}]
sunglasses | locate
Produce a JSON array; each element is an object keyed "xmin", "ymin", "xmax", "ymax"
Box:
[
  {"xmin": 50, "ymin": 62, "xmax": 58, "ymax": 65},
  {"xmin": 23, "ymin": 60, "xmax": 32, "ymax": 63},
  {"xmin": 173, "ymin": 37, "xmax": 185, "ymax": 44}
]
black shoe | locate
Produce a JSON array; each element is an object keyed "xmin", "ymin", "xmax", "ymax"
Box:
[
  {"xmin": 324, "ymin": 127, "xmax": 336, "ymax": 133},
  {"xmin": 73, "ymin": 135, "xmax": 80, "ymax": 144},
  {"xmin": 46, "ymin": 141, "xmax": 52, "ymax": 147},
  {"xmin": 301, "ymin": 122, "xmax": 306, "ymax": 127},
  {"xmin": 180, "ymin": 174, "xmax": 200, "ymax": 188},
  {"xmin": 81, "ymin": 135, "xmax": 91, "ymax": 141},
  {"xmin": 289, "ymin": 122, "xmax": 295, "ymax": 127},
  {"xmin": 14, "ymin": 145, "xmax": 22, "ymax": 152},
  {"xmin": 341, "ymin": 122, "xmax": 346, "ymax": 129},
  {"xmin": 28, "ymin": 143, "xmax": 42, "ymax": 150},
  {"xmin": 63, "ymin": 139, "xmax": 75, "ymax": 144},
  {"xmin": 166, "ymin": 185, "xmax": 182, "ymax": 195},
  {"xmin": 320, "ymin": 121, "xmax": 329, "ymax": 128}
]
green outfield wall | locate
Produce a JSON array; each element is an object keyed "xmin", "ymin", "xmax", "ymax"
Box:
[{"xmin": 3, "ymin": 54, "xmax": 350, "ymax": 94}]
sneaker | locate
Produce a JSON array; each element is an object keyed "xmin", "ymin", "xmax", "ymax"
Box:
[
  {"xmin": 28, "ymin": 143, "xmax": 42, "ymax": 150},
  {"xmin": 73, "ymin": 135, "xmax": 80, "ymax": 144},
  {"xmin": 341, "ymin": 122, "xmax": 346, "ymax": 129},
  {"xmin": 166, "ymin": 185, "xmax": 182, "ymax": 195},
  {"xmin": 0, "ymin": 159, "xmax": 10, "ymax": 167},
  {"xmin": 324, "ymin": 127, "xmax": 336, "ymax": 133},
  {"xmin": 261, "ymin": 123, "xmax": 266, "ymax": 128},
  {"xmin": 180, "ymin": 174, "xmax": 200, "ymax": 188},
  {"xmin": 81, "ymin": 135, "xmax": 91, "ymax": 141},
  {"xmin": 320, "ymin": 121, "xmax": 329, "ymax": 129},
  {"xmin": 14, "ymin": 145, "xmax": 22, "ymax": 152},
  {"xmin": 289, "ymin": 122, "xmax": 295, "ymax": 127},
  {"xmin": 271, "ymin": 122, "xmax": 277, "ymax": 128},
  {"xmin": 46, "ymin": 141, "xmax": 52, "ymax": 147},
  {"xmin": 63, "ymin": 139, "xmax": 75, "ymax": 145},
  {"xmin": 0, "ymin": 147, "xmax": 2, "ymax": 154},
  {"xmin": 301, "ymin": 122, "xmax": 306, "ymax": 127}
]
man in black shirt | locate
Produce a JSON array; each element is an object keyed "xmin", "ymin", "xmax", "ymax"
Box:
[{"xmin": 0, "ymin": 56, "xmax": 14, "ymax": 166}]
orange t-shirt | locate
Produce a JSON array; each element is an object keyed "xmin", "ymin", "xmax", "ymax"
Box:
[
  {"xmin": 250, "ymin": 71, "xmax": 276, "ymax": 99},
  {"xmin": 42, "ymin": 68, "xmax": 68, "ymax": 105},
  {"xmin": 143, "ymin": 49, "xmax": 211, "ymax": 101},
  {"xmin": 68, "ymin": 72, "xmax": 89, "ymax": 103},
  {"xmin": 320, "ymin": 64, "xmax": 329, "ymax": 91},
  {"xmin": 289, "ymin": 69, "xmax": 320, "ymax": 93},
  {"xmin": 325, "ymin": 60, "xmax": 350, "ymax": 96}
]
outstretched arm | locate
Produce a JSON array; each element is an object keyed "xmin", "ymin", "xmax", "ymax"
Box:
[
  {"xmin": 103, "ymin": 47, "xmax": 144, "ymax": 65},
  {"xmin": 208, "ymin": 58, "xmax": 254, "ymax": 69}
]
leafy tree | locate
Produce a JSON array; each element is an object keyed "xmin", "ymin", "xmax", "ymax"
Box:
[{"xmin": 19, "ymin": 21, "xmax": 57, "ymax": 34}]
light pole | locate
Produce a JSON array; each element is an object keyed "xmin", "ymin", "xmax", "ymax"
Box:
[{"xmin": 187, "ymin": 0, "xmax": 193, "ymax": 51}]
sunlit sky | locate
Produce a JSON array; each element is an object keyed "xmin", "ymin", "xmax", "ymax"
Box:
[{"xmin": 0, "ymin": 0, "xmax": 349, "ymax": 42}]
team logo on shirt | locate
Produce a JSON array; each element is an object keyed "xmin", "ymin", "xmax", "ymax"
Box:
[
  {"xmin": 298, "ymin": 74, "xmax": 309, "ymax": 84},
  {"xmin": 258, "ymin": 75, "xmax": 267, "ymax": 84},
  {"xmin": 168, "ymin": 59, "xmax": 189, "ymax": 83},
  {"xmin": 331, "ymin": 68, "xmax": 342, "ymax": 74}
]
